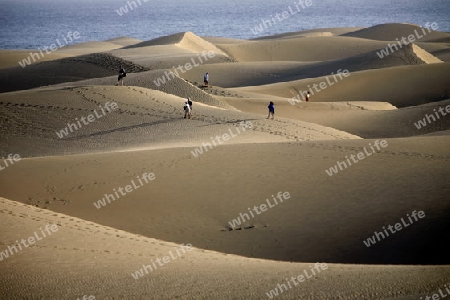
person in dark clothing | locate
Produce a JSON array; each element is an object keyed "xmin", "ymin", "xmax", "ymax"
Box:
[
  {"xmin": 117, "ymin": 66, "xmax": 126, "ymax": 86},
  {"xmin": 267, "ymin": 101, "xmax": 274, "ymax": 120}
]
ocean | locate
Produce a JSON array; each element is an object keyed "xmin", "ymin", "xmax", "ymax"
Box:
[{"xmin": 0, "ymin": 0, "xmax": 449, "ymax": 49}]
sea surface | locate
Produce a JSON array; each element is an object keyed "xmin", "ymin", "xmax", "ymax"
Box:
[{"xmin": 1, "ymin": 0, "xmax": 449, "ymax": 49}]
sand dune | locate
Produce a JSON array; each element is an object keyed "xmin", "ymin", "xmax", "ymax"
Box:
[
  {"xmin": 229, "ymin": 97, "xmax": 450, "ymax": 138},
  {"xmin": 235, "ymin": 63, "xmax": 450, "ymax": 108},
  {"xmin": 125, "ymin": 32, "xmax": 227, "ymax": 57},
  {"xmin": 432, "ymin": 48, "xmax": 450, "ymax": 62},
  {"xmin": 180, "ymin": 61, "xmax": 315, "ymax": 88},
  {"xmin": 0, "ymin": 37, "xmax": 142, "ymax": 70},
  {"xmin": 0, "ymin": 50, "xmax": 71, "ymax": 69},
  {"xmin": 1, "ymin": 197, "xmax": 448, "ymax": 299},
  {"xmin": 343, "ymin": 23, "xmax": 450, "ymax": 42},
  {"xmin": 176, "ymin": 32, "xmax": 230, "ymax": 57},
  {"xmin": 54, "ymin": 70, "xmax": 235, "ymax": 109},
  {"xmin": 0, "ymin": 53, "xmax": 148, "ymax": 93},
  {"xmin": 179, "ymin": 43, "xmax": 441, "ymax": 88},
  {"xmin": 103, "ymin": 36, "xmax": 143, "ymax": 47},
  {"xmin": 1, "ymin": 136, "xmax": 449, "ymax": 265},
  {"xmin": 55, "ymin": 41, "xmax": 136, "ymax": 56},
  {"xmin": 217, "ymin": 36, "xmax": 391, "ymax": 62},
  {"xmin": 0, "ymin": 85, "xmax": 358, "ymax": 158},
  {"xmin": 0, "ymin": 23, "xmax": 449, "ymax": 300},
  {"xmin": 415, "ymin": 41, "xmax": 450, "ymax": 56},
  {"xmin": 253, "ymin": 27, "xmax": 365, "ymax": 40},
  {"xmin": 114, "ymin": 32, "xmax": 232, "ymax": 69}
]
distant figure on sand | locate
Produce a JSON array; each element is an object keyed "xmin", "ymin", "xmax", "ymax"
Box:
[
  {"xmin": 117, "ymin": 66, "xmax": 126, "ymax": 86},
  {"xmin": 204, "ymin": 72, "xmax": 209, "ymax": 86},
  {"xmin": 306, "ymin": 91, "xmax": 310, "ymax": 102},
  {"xmin": 184, "ymin": 100, "xmax": 191, "ymax": 119},
  {"xmin": 267, "ymin": 101, "xmax": 274, "ymax": 119},
  {"xmin": 187, "ymin": 97, "xmax": 193, "ymax": 113}
]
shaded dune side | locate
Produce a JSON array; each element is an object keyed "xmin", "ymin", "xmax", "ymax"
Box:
[
  {"xmin": 1, "ymin": 197, "xmax": 449, "ymax": 300},
  {"xmin": 432, "ymin": 48, "xmax": 450, "ymax": 62},
  {"xmin": 0, "ymin": 53, "xmax": 148, "ymax": 93}
]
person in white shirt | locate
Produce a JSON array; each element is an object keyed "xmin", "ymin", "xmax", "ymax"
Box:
[{"xmin": 183, "ymin": 101, "xmax": 191, "ymax": 119}]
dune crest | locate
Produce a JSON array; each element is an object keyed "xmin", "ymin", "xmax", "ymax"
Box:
[
  {"xmin": 175, "ymin": 32, "xmax": 229, "ymax": 57},
  {"xmin": 123, "ymin": 31, "xmax": 229, "ymax": 57},
  {"xmin": 412, "ymin": 44, "xmax": 444, "ymax": 64}
]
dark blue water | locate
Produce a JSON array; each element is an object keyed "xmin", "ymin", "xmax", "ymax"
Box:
[{"xmin": 0, "ymin": 0, "xmax": 449, "ymax": 49}]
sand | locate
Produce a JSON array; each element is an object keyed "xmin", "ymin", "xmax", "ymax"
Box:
[{"xmin": 0, "ymin": 23, "xmax": 449, "ymax": 300}]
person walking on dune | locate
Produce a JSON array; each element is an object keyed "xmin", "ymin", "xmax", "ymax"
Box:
[
  {"xmin": 117, "ymin": 66, "xmax": 126, "ymax": 86},
  {"xmin": 183, "ymin": 100, "xmax": 191, "ymax": 119},
  {"xmin": 187, "ymin": 97, "xmax": 193, "ymax": 116},
  {"xmin": 204, "ymin": 72, "xmax": 209, "ymax": 86},
  {"xmin": 306, "ymin": 91, "xmax": 310, "ymax": 102},
  {"xmin": 267, "ymin": 101, "xmax": 275, "ymax": 120}
]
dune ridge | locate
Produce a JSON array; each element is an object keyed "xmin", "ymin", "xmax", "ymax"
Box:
[
  {"xmin": 123, "ymin": 31, "xmax": 229, "ymax": 57},
  {"xmin": 343, "ymin": 23, "xmax": 450, "ymax": 42}
]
